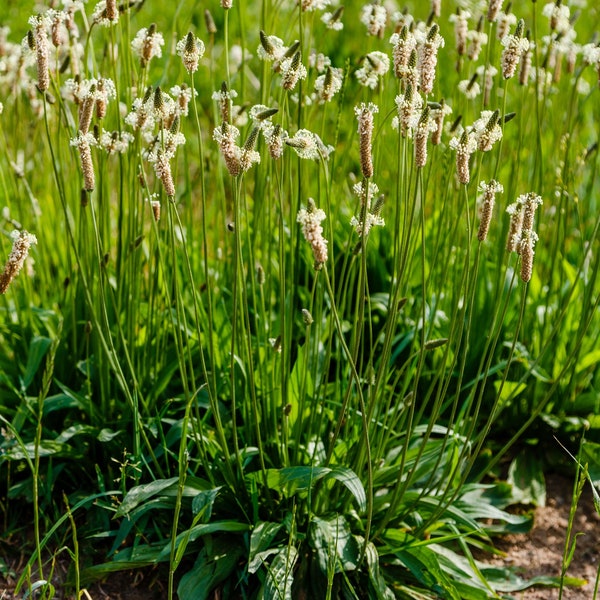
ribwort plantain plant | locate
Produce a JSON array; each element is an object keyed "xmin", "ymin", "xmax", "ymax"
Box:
[{"xmin": 0, "ymin": 1, "xmax": 599, "ymax": 598}]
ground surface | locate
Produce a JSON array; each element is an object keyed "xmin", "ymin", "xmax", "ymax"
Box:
[
  {"xmin": 1, "ymin": 474, "xmax": 598, "ymax": 599},
  {"xmin": 483, "ymin": 473, "xmax": 599, "ymax": 599}
]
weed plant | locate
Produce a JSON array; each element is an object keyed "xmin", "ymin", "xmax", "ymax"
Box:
[{"xmin": 0, "ymin": 0, "xmax": 599, "ymax": 598}]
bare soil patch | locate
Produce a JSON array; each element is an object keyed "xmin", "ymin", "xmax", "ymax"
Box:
[{"xmin": 484, "ymin": 473, "xmax": 600, "ymax": 599}]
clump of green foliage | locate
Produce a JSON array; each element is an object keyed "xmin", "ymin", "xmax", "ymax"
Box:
[{"xmin": 1, "ymin": 0, "xmax": 599, "ymax": 598}]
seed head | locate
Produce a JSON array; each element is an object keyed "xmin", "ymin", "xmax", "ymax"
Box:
[
  {"xmin": 214, "ymin": 121, "xmax": 242, "ymax": 176},
  {"xmin": 154, "ymin": 149, "xmax": 175, "ymax": 197},
  {"xmin": 322, "ymin": 7, "xmax": 344, "ymax": 30},
  {"xmin": 467, "ymin": 17, "xmax": 488, "ymax": 61},
  {"xmin": 449, "ymin": 9, "xmax": 470, "ymax": 57},
  {"xmin": 355, "ymin": 102, "xmax": 378, "ymax": 178},
  {"xmin": 361, "ymin": 4, "xmax": 387, "ymax": 38},
  {"xmin": 519, "ymin": 230, "xmax": 538, "ymax": 283},
  {"xmin": 0, "ymin": 231, "xmax": 38, "ymax": 294},
  {"xmin": 356, "ymin": 51, "xmax": 390, "ymax": 89},
  {"xmin": 487, "ymin": 0, "xmax": 502, "ymax": 23},
  {"xmin": 419, "ymin": 24, "xmax": 445, "ymax": 94},
  {"xmin": 258, "ymin": 31, "xmax": 287, "ymax": 62},
  {"xmin": 131, "ymin": 24, "xmax": 164, "ymax": 68},
  {"xmin": 281, "ymin": 51, "xmax": 307, "ymax": 91},
  {"xmin": 449, "ymin": 129, "xmax": 476, "ymax": 185},
  {"xmin": 297, "ymin": 198, "xmax": 328, "ymax": 269},
  {"xmin": 176, "ymin": 32, "xmax": 205, "ymax": 74},
  {"xmin": 29, "ymin": 15, "xmax": 50, "ymax": 91},
  {"xmin": 501, "ymin": 19, "xmax": 529, "ymax": 79},
  {"xmin": 477, "ymin": 180, "xmax": 503, "ymax": 241},
  {"xmin": 151, "ymin": 199, "xmax": 161, "ymax": 221},
  {"xmin": 506, "ymin": 201, "xmax": 524, "ymax": 252},
  {"xmin": 71, "ymin": 132, "xmax": 96, "ymax": 191},
  {"xmin": 475, "ymin": 109, "xmax": 502, "ymax": 152},
  {"xmin": 264, "ymin": 124, "xmax": 286, "ymax": 160},
  {"xmin": 314, "ymin": 66, "xmax": 343, "ymax": 103},
  {"xmin": 415, "ymin": 106, "xmax": 433, "ymax": 168},
  {"xmin": 204, "ymin": 9, "xmax": 217, "ymax": 34},
  {"xmin": 240, "ymin": 127, "xmax": 261, "ymax": 172},
  {"xmin": 431, "ymin": 99, "xmax": 452, "ymax": 145}
]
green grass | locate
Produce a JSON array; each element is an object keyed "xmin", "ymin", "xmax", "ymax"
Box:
[{"xmin": 1, "ymin": 0, "xmax": 600, "ymax": 598}]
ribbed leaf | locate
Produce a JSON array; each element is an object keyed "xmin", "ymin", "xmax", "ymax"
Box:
[
  {"xmin": 309, "ymin": 515, "xmax": 359, "ymax": 574},
  {"xmin": 157, "ymin": 521, "xmax": 250, "ymax": 562},
  {"xmin": 116, "ymin": 476, "xmax": 212, "ymax": 517},
  {"xmin": 364, "ymin": 541, "xmax": 395, "ymax": 600},
  {"xmin": 262, "ymin": 546, "xmax": 298, "ymax": 600},
  {"xmin": 178, "ymin": 542, "xmax": 243, "ymax": 600},
  {"xmin": 248, "ymin": 522, "xmax": 283, "ymax": 574},
  {"xmin": 325, "ymin": 466, "xmax": 367, "ymax": 512},
  {"xmin": 115, "ymin": 477, "xmax": 178, "ymax": 517}
]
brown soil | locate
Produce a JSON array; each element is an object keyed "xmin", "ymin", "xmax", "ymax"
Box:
[
  {"xmin": 1, "ymin": 473, "xmax": 598, "ymax": 599},
  {"xmin": 481, "ymin": 473, "xmax": 600, "ymax": 599}
]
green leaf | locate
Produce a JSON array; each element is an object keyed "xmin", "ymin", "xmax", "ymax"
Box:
[
  {"xmin": 157, "ymin": 521, "xmax": 251, "ymax": 562},
  {"xmin": 309, "ymin": 515, "xmax": 359, "ymax": 575},
  {"xmin": 97, "ymin": 428, "xmax": 122, "ymax": 442},
  {"xmin": 277, "ymin": 466, "xmax": 329, "ymax": 490},
  {"xmin": 262, "ymin": 546, "xmax": 298, "ymax": 600},
  {"xmin": 116, "ymin": 478, "xmax": 179, "ymax": 517},
  {"xmin": 427, "ymin": 545, "xmax": 494, "ymax": 599},
  {"xmin": 481, "ymin": 565, "xmax": 586, "ymax": 593},
  {"xmin": 248, "ymin": 522, "xmax": 283, "ymax": 574},
  {"xmin": 564, "ymin": 532, "xmax": 585, "ymax": 571},
  {"xmin": 325, "ymin": 466, "xmax": 367, "ymax": 513},
  {"xmin": 22, "ymin": 580, "xmax": 55, "ymax": 600},
  {"xmin": 2, "ymin": 440, "xmax": 82, "ymax": 460},
  {"xmin": 493, "ymin": 380, "xmax": 527, "ymax": 405},
  {"xmin": 575, "ymin": 349, "xmax": 600, "ymax": 374},
  {"xmin": 364, "ymin": 541, "xmax": 395, "ymax": 600},
  {"xmin": 178, "ymin": 542, "xmax": 243, "ymax": 600},
  {"xmin": 256, "ymin": 466, "xmax": 366, "ymax": 511},
  {"xmin": 192, "ymin": 487, "xmax": 221, "ymax": 522},
  {"xmin": 116, "ymin": 476, "xmax": 212, "ymax": 517},
  {"xmin": 394, "ymin": 544, "xmax": 461, "ymax": 600},
  {"xmin": 43, "ymin": 393, "xmax": 83, "ymax": 414},
  {"xmin": 55, "ymin": 424, "xmax": 98, "ymax": 443},
  {"xmin": 508, "ymin": 453, "xmax": 546, "ymax": 506},
  {"xmin": 21, "ymin": 336, "xmax": 52, "ymax": 391}
]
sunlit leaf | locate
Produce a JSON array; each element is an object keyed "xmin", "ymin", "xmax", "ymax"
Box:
[
  {"xmin": 507, "ymin": 453, "xmax": 546, "ymax": 506},
  {"xmin": 309, "ymin": 515, "xmax": 359, "ymax": 574},
  {"xmin": 248, "ymin": 522, "xmax": 283, "ymax": 574},
  {"xmin": 263, "ymin": 546, "xmax": 298, "ymax": 600}
]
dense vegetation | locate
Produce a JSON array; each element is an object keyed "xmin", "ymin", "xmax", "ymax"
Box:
[{"xmin": 1, "ymin": 0, "xmax": 599, "ymax": 598}]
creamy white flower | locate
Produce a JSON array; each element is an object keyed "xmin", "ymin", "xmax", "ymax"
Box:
[
  {"xmin": 99, "ymin": 130, "xmax": 134, "ymax": 153},
  {"xmin": 361, "ymin": 4, "xmax": 387, "ymax": 37},
  {"xmin": 131, "ymin": 26, "xmax": 164, "ymax": 66},
  {"xmin": 300, "ymin": 0, "xmax": 332, "ymax": 11},
  {"xmin": 286, "ymin": 129, "xmax": 333, "ymax": 160},
  {"xmin": 321, "ymin": 11, "xmax": 343, "ymax": 30},
  {"xmin": 176, "ymin": 34, "xmax": 205, "ymax": 73},
  {"xmin": 355, "ymin": 51, "xmax": 390, "ymax": 88},
  {"xmin": 542, "ymin": 2, "xmax": 570, "ymax": 34},
  {"xmin": 257, "ymin": 33, "xmax": 287, "ymax": 61},
  {"xmin": 314, "ymin": 66, "xmax": 343, "ymax": 103},
  {"xmin": 458, "ymin": 78, "xmax": 481, "ymax": 98},
  {"xmin": 297, "ymin": 198, "xmax": 328, "ymax": 267}
]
